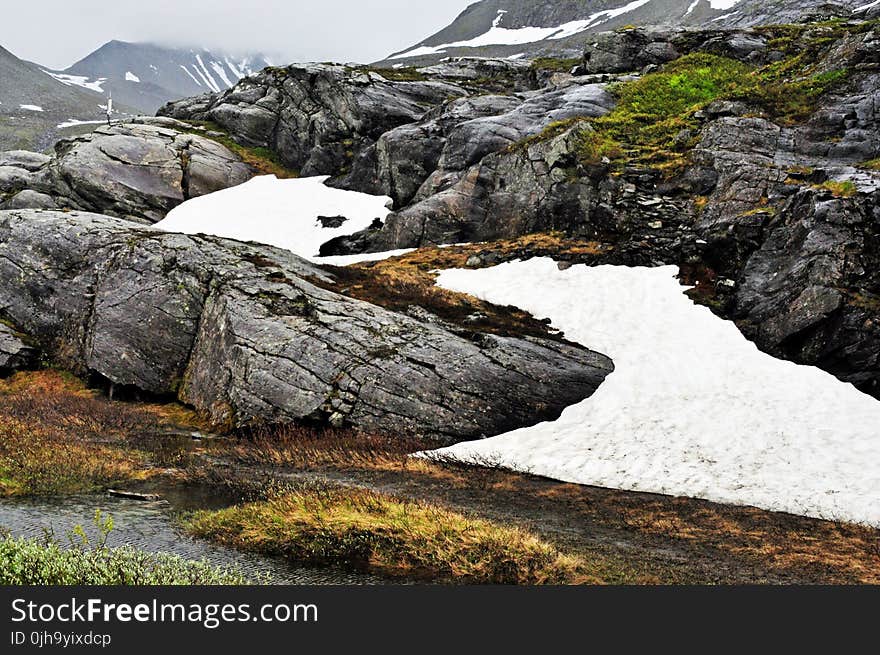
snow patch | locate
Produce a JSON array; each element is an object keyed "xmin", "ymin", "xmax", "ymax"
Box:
[
  {"xmin": 391, "ymin": 1, "xmax": 653, "ymax": 58},
  {"xmin": 193, "ymin": 55, "xmax": 221, "ymax": 92},
  {"xmin": 210, "ymin": 60, "xmax": 235, "ymax": 88},
  {"xmin": 44, "ymin": 71, "xmax": 106, "ymax": 93},
  {"xmin": 707, "ymin": 0, "xmax": 742, "ymax": 9},
  {"xmin": 125, "ymin": 71, "xmax": 140, "ymax": 83},
  {"xmin": 154, "ymin": 175, "xmax": 393, "ymax": 261},
  {"xmin": 19, "ymin": 104, "xmax": 43, "ymax": 112},
  {"xmin": 855, "ymin": 0, "xmax": 880, "ymax": 11},
  {"xmin": 180, "ymin": 65, "xmax": 203, "ymax": 87},
  {"xmin": 429, "ymin": 259, "xmax": 880, "ymax": 527},
  {"xmin": 56, "ymin": 119, "xmax": 105, "ymax": 129}
]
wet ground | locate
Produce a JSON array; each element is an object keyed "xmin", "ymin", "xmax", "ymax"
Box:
[{"xmin": 0, "ymin": 489, "xmax": 384, "ymax": 585}]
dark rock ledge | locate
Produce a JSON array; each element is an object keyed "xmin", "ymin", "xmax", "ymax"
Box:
[{"xmin": 0, "ymin": 209, "xmax": 613, "ymax": 443}]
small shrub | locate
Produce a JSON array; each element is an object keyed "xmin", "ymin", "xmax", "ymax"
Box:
[{"xmin": 0, "ymin": 538, "xmax": 245, "ymax": 585}]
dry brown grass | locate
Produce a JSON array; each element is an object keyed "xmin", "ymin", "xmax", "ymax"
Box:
[
  {"xmin": 0, "ymin": 370, "xmax": 204, "ymax": 495},
  {"xmin": 186, "ymin": 486, "xmax": 597, "ymax": 584},
  {"xmin": 317, "ymin": 233, "xmax": 610, "ymax": 341}
]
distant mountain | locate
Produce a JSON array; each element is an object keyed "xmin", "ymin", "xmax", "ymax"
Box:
[
  {"xmin": 56, "ymin": 41, "xmax": 272, "ymax": 114},
  {"xmin": 380, "ymin": 0, "xmax": 872, "ymax": 65},
  {"xmin": 0, "ymin": 45, "xmax": 135, "ymax": 151}
]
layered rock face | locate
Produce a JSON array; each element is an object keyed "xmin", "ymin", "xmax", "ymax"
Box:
[
  {"xmin": 159, "ymin": 63, "xmax": 468, "ymax": 177},
  {"xmin": 0, "ymin": 118, "xmax": 253, "ymax": 223},
  {"xmin": 326, "ymin": 24, "xmax": 880, "ymax": 397},
  {"xmin": 0, "ymin": 210, "xmax": 612, "ymax": 442}
]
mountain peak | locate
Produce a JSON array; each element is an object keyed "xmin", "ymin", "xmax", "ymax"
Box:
[
  {"xmin": 380, "ymin": 0, "xmax": 871, "ymax": 65},
  {"xmin": 60, "ymin": 42, "xmax": 271, "ymax": 114}
]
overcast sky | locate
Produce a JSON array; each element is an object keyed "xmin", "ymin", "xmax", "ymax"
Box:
[{"xmin": 1, "ymin": 1, "xmax": 474, "ymax": 70}]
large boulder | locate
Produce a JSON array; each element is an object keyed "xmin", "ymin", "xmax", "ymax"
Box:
[
  {"xmin": 0, "ymin": 323, "xmax": 36, "ymax": 373},
  {"xmin": 0, "ymin": 210, "xmax": 612, "ymax": 442},
  {"xmin": 0, "ymin": 119, "xmax": 254, "ymax": 223},
  {"xmin": 159, "ymin": 63, "xmax": 467, "ymax": 177}
]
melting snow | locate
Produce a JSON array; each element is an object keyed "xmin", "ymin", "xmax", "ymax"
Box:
[
  {"xmin": 210, "ymin": 61, "xmax": 235, "ymax": 88},
  {"xmin": 44, "ymin": 71, "xmax": 106, "ymax": 93},
  {"xmin": 180, "ymin": 65, "xmax": 203, "ymax": 87},
  {"xmin": 855, "ymin": 0, "xmax": 880, "ymax": 11},
  {"xmin": 392, "ymin": 2, "xmax": 653, "ymax": 58},
  {"xmin": 153, "ymin": 175, "xmax": 393, "ymax": 261},
  {"xmin": 125, "ymin": 71, "xmax": 140, "ymax": 83},
  {"xmin": 19, "ymin": 104, "xmax": 43, "ymax": 112},
  {"xmin": 427, "ymin": 259, "xmax": 880, "ymax": 527},
  {"xmin": 708, "ymin": 0, "xmax": 742, "ymax": 8},
  {"xmin": 56, "ymin": 119, "xmax": 106, "ymax": 129}
]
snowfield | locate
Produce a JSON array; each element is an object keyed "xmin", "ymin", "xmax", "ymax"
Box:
[
  {"xmin": 154, "ymin": 175, "xmax": 393, "ymax": 261},
  {"xmin": 429, "ymin": 259, "xmax": 880, "ymax": 527},
  {"xmin": 154, "ymin": 175, "xmax": 880, "ymax": 527}
]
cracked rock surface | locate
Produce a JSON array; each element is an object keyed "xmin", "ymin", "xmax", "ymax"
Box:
[
  {"xmin": 0, "ymin": 209, "xmax": 612, "ymax": 442},
  {"xmin": 0, "ymin": 118, "xmax": 254, "ymax": 223}
]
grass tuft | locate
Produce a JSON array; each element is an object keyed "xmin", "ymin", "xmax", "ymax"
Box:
[
  {"xmin": 813, "ymin": 180, "xmax": 858, "ymax": 197},
  {"xmin": 185, "ymin": 487, "xmax": 595, "ymax": 584}
]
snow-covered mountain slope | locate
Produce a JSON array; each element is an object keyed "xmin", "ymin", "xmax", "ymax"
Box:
[
  {"xmin": 60, "ymin": 41, "xmax": 272, "ymax": 114},
  {"xmin": 0, "ymin": 44, "xmax": 135, "ymax": 151},
  {"xmin": 381, "ymin": 0, "xmax": 870, "ymax": 64}
]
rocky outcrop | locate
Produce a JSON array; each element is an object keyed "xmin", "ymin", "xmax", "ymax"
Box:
[
  {"xmin": 380, "ymin": 0, "xmax": 868, "ymax": 66},
  {"xmin": 332, "ymin": 79, "xmax": 615, "ymax": 213},
  {"xmin": 159, "ymin": 63, "xmax": 467, "ymax": 177},
  {"xmin": 0, "ymin": 209, "xmax": 612, "ymax": 442},
  {"xmin": 582, "ymin": 27, "xmax": 770, "ymax": 74},
  {"xmin": 327, "ymin": 22, "xmax": 880, "ymax": 398},
  {"xmin": 0, "ymin": 119, "xmax": 254, "ymax": 223},
  {"xmin": 0, "ymin": 323, "xmax": 35, "ymax": 373}
]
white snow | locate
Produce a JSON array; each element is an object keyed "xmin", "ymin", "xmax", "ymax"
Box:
[
  {"xmin": 180, "ymin": 65, "xmax": 203, "ymax": 87},
  {"xmin": 428, "ymin": 259, "xmax": 880, "ymax": 527},
  {"xmin": 225, "ymin": 57, "xmax": 245, "ymax": 80},
  {"xmin": 154, "ymin": 175, "xmax": 393, "ymax": 261},
  {"xmin": 210, "ymin": 60, "xmax": 235, "ymax": 88},
  {"xmin": 548, "ymin": 0, "xmax": 655, "ymax": 39},
  {"xmin": 125, "ymin": 71, "xmax": 140, "ymax": 83},
  {"xmin": 193, "ymin": 55, "xmax": 221, "ymax": 92},
  {"xmin": 19, "ymin": 104, "xmax": 43, "ymax": 112},
  {"xmin": 56, "ymin": 119, "xmax": 105, "ymax": 129},
  {"xmin": 707, "ymin": 0, "xmax": 742, "ymax": 9},
  {"xmin": 855, "ymin": 0, "xmax": 880, "ymax": 11},
  {"xmin": 391, "ymin": 2, "xmax": 653, "ymax": 59},
  {"xmin": 685, "ymin": 0, "xmax": 701, "ymax": 16},
  {"xmin": 44, "ymin": 71, "xmax": 106, "ymax": 93}
]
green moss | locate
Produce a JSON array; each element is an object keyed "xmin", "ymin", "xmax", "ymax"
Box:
[
  {"xmin": 813, "ymin": 180, "xmax": 858, "ymax": 197},
  {"xmin": 352, "ymin": 66, "xmax": 429, "ymax": 82},
  {"xmin": 180, "ymin": 121, "xmax": 299, "ymax": 179},
  {"xmin": 860, "ymin": 158, "xmax": 880, "ymax": 171}
]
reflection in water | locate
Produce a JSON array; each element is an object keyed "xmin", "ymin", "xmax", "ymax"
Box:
[{"xmin": 0, "ymin": 493, "xmax": 384, "ymax": 585}]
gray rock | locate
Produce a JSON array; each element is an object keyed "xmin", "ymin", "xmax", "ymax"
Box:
[
  {"xmin": 0, "ymin": 323, "xmax": 36, "ymax": 373},
  {"xmin": 2, "ymin": 123, "xmax": 254, "ymax": 223},
  {"xmin": 0, "ymin": 150, "xmax": 51, "ymax": 172},
  {"xmin": 159, "ymin": 63, "xmax": 468, "ymax": 177},
  {"xmin": 0, "ymin": 209, "xmax": 612, "ymax": 442}
]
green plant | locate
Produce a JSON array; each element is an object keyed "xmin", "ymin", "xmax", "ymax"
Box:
[
  {"xmin": 813, "ymin": 180, "xmax": 858, "ymax": 197},
  {"xmin": 0, "ymin": 538, "xmax": 246, "ymax": 585}
]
